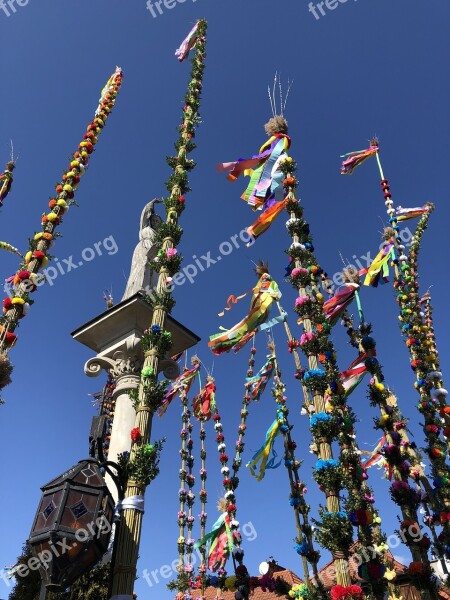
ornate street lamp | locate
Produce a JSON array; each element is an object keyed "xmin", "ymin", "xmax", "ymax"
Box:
[{"xmin": 28, "ymin": 457, "xmax": 116, "ymax": 593}]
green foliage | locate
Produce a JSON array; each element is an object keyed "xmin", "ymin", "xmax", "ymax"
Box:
[
  {"xmin": 313, "ymin": 509, "xmax": 353, "ymax": 553},
  {"xmin": 155, "ymin": 222, "xmax": 183, "ymax": 246},
  {"xmin": 167, "ymin": 571, "xmax": 190, "ymax": 592},
  {"xmin": 8, "ymin": 543, "xmax": 42, "ymax": 600},
  {"xmin": 117, "ymin": 438, "xmax": 165, "ymax": 486},
  {"xmin": 142, "ymin": 290, "xmax": 176, "ymax": 313},
  {"xmin": 141, "ymin": 327, "xmax": 172, "ymax": 356},
  {"xmin": 141, "ymin": 377, "xmax": 169, "ymax": 411},
  {"xmin": 8, "ymin": 544, "xmax": 112, "ymax": 600}
]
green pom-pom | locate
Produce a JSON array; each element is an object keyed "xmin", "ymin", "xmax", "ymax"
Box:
[{"xmin": 142, "ymin": 366, "xmax": 154, "ymax": 378}]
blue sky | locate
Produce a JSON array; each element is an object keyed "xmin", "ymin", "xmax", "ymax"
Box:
[{"xmin": 0, "ymin": 0, "xmax": 449, "ymax": 598}]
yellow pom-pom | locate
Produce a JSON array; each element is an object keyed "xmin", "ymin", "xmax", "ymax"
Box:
[
  {"xmin": 57, "ymin": 199, "xmax": 68, "ymax": 208},
  {"xmin": 375, "ymin": 383, "xmax": 385, "ymax": 392},
  {"xmin": 41, "ymin": 257, "xmax": 49, "ymax": 268},
  {"xmin": 63, "ymin": 184, "xmax": 73, "ymax": 193},
  {"xmin": 34, "ymin": 232, "xmax": 43, "ymax": 241},
  {"xmin": 316, "ymin": 293, "xmax": 324, "ymax": 304},
  {"xmin": 47, "ymin": 213, "xmax": 59, "ymax": 222},
  {"xmin": 12, "ymin": 297, "xmax": 25, "ymax": 305},
  {"xmin": 25, "ymin": 251, "xmax": 32, "ymax": 263}
]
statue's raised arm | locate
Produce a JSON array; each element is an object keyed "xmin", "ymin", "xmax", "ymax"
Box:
[{"xmin": 122, "ymin": 199, "xmax": 162, "ymax": 301}]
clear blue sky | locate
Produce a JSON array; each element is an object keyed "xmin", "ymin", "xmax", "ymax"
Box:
[{"xmin": 1, "ymin": 1, "xmax": 449, "ymax": 598}]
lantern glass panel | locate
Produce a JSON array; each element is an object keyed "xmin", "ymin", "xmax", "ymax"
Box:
[
  {"xmin": 61, "ymin": 491, "xmax": 98, "ymax": 530},
  {"xmin": 34, "ymin": 490, "xmax": 63, "ymax": 531}
]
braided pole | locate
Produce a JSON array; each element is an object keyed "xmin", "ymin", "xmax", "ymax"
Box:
[
  {"xmin": 282, "ymin": 154, "xmax": 368, "ymax": 589},
  {"xmin": 177, "ymin": 392, "xmax": 190, "ymax": 568},
  {"xmin": 0, "ymin": 68, "xmax": 123, "ymax": 355},
  {"xmin": 392, "ymin": 209, "xmax": 450, "ymax": 567},
  {"xmin": 197, "ymin": 418, "xmax": 208, "ymax": 595},
  {"xmin": 271, "ymin": 346, "xmax": 322, "ymax": 588},
  {"xmin": 213, "ymin": 407, "xmax": 248, "ymax": 595},
  {"xmin": 341, "ymin": 312, "xmax": 435, "ymax": 596},
  {"xmin": 111, "ymin": 23, "xmax": 207, "ymax": 597}
]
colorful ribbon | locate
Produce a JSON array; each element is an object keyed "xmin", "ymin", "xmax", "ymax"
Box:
[
  {"xmin": 360, "ymin": 241, "xmax": 395, "ymax": 287},
  {"xmin": 194, "ymin": 512, "xmax": 233, "ymax": 571},
  {"xmin": 322, "ymin": 283, "xmax": 359, "ymax": 325},
  {"xmin": 217, "ymin": 134, "xmax": 291, "ymax": 210},
  {"xmin": 395, "ymin": 204, "xmax": 431, "ymax": 222},
  {"xmin": 245, "ymin": 355, "xmax": 276, "ymax": 401},
  {"xmin": 175, "ymin": 21, "xmax": 200, "ymax": 62},
  {"xmin": 246, "ymin": 418, "xmax": 282, "ymax": 480},
  {"xmin": 193, "ymin": 378, "xmax": 216, "ymax": 420},
  {"xmin": 209, "ymin": 274, "xmax": 281, "ymax": 355},
  {"xmin": 340, "ymin": 144, "xmax": 379, "ymax": 175},
  {"xmin": 246, "ymin": 198, "xmax": 288, "ymax": 244},
  {"xmin": 158, "ymin": 362, "xmax": 200, "ymax": 416},
  {"xmin": 325, "ymin": 353, "xmax": 369, "ymax": 408}
]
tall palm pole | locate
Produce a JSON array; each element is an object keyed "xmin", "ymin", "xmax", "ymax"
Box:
[
  {"xmin": 109, "ymin": 20, "xmax": 208, "ymax": 598},
  {"xmin": 0, "ymin": 68, "xmax": 123, "ymax": 386}
]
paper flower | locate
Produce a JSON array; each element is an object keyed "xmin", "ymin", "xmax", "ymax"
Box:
[{"xmin": 130, "ymin": 427, "xmax": 142, "ymax": 442}]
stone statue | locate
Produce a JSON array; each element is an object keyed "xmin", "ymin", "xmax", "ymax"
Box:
[{"xmin": 122, "ymin": 199, "xmax": 162, "ymax": 301}]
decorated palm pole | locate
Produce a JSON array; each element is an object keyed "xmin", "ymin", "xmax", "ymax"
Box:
[
  {"xmin": 109, "ymin": 20, "xmax": 207, "ymax": 598},
  {"xmin": 0, "ymin": 157, "xmax": 16, "ymax": 208},
  {"xmin": 340, "ymin": 311, "xmax": 438, "ymax": 594},
  {"xmin": 0, "ymin": 67, "xmax": 123, "ymax": 386},
  {"xmin": 340, "ymin": 140, "xmax": 450, "ymax": 563},
  {"xmin": 395, "ymin": 211, "xmax": 450, "ymax": 560},
  {"xmin": 269, "ymin": 345, "xmax": 322, "ymax": 588},
  {"xmin": 281, "ymin": 160, "xmax": 395, "ymax": 598},
  {"xmin": 216, "ymin": 115, "xmax": 392, "ymax": 597}
]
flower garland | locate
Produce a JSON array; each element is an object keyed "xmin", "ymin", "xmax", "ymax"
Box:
[
  {"xmin": 279, "ymin": 139, "xmax": 387, "ymax": 590},
  {"xmin": 341, "ymin": 313, "xmax": 439, "ymax": 575},
  {"xmin": 111, "ymin": 22, "xmax": 208, "ymax": 599},
  {"xmin": 393, "ymin": 209, "xmax": 450, "ymax": 559},
  {"xmin": 270, "ymin": 350, "xmax": 322, "ymax": 587},
  {"xmin": 0, "ymin": 67, "xmax": 123, "ymax": 356}
]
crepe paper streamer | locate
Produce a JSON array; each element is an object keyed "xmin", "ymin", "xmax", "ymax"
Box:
[
  {"xmin": 217, "ymin": 134, "xmax": 290, "ymax": 210},
  {"xmin": 246, "ymin": 419, "xmax": 282, "ymax": 481},
  {"xmin": 232, "ymin": 310, "xmax": 287, "ymax": 354},
  {"xmin": 0, "ymin": 164, "xmax": 14, "ymax": 206},
  {"xmin": 208, "ymin": 274, "xmax": 281, "ymax": 355},
  {"xmin": 246, "ymin": 198, "xmax": 288, "ymax": 244},
  {"xmin": 395, "ymin": 204, "xmax": 431, "ymax": 222},
  {"xmin": 194, "ymin": 512, "xmax": 233, "ymax": 571},
  {"xmin": 193, "ymin": 378, "xmax": 216, "ymax": 421},
  {"xmin": 0, "ymin": 242, "xmax": 22, "ymax": 258},
  {"xmin": 324, "ymin": 353, "xmax": 369, "ymax": 407},
  {"xmin": 322, "ymin": 282, "xmax": 359, "ymax": 326},
  {"xmin": 218, "ymin": 291, "xmax": 251, "ymax": 317},
  {"xmin": 340, "ymin": 144, "xmax": 379, "ymax": 175},
  {"xmin": 360, "ymin": 241, "xmax": 395, "ymax": 287},
  {"xmin": 158, "ymin": 362, "xmax": 200, "ymax": 416},
  {"xmin": 175, "ymin": 20, "xmax": 200, "ymax": 62},
  {"xmin": 354, "ymin": 288, "xmax": 365, "ymax": 323},
  {"xmin": 362, "ymin": 435, "xmax": 387, "ymax": 470},
  {"xmin": 245, "ymin": 355, "xmax": 276, "ymax": 401},
  {"xmin": 96, "ymin": 67, "xmax": 122, "ymax": 116}
]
